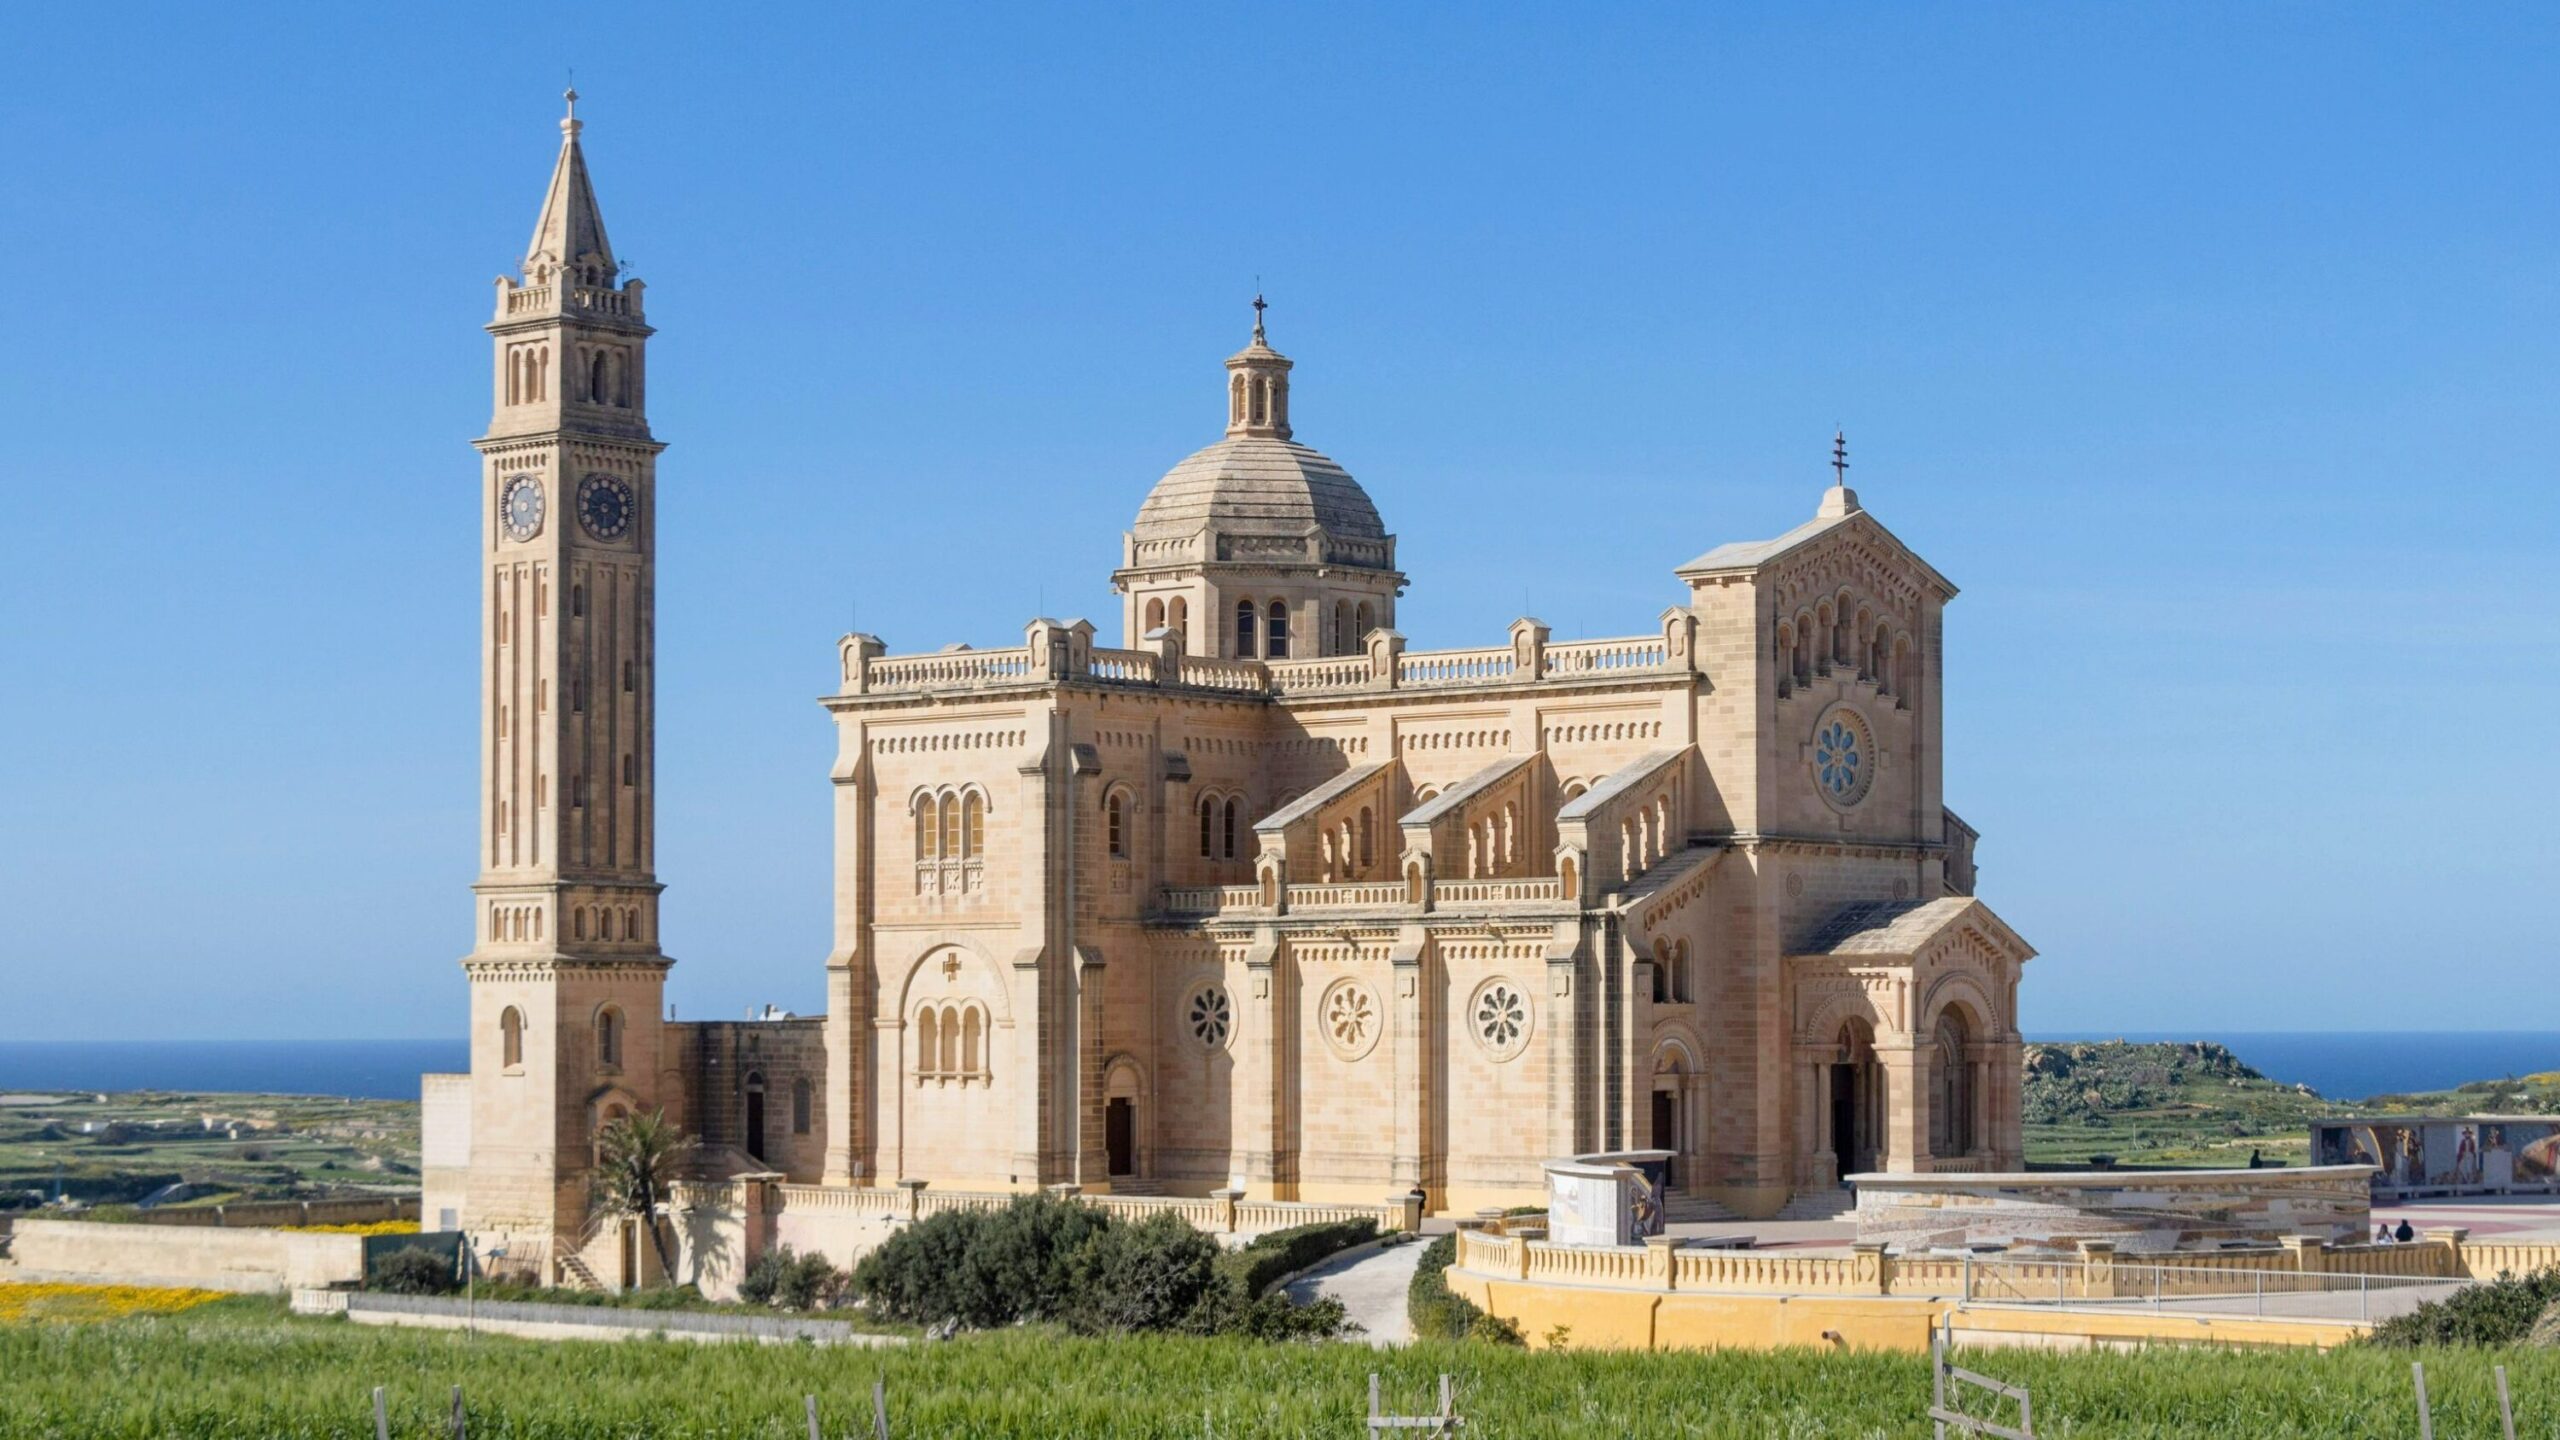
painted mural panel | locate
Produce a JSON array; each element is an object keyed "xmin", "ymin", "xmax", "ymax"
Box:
[{"xmin": 2317, "ymin": 1118, "xmax": 2560, "ymax": 1192}]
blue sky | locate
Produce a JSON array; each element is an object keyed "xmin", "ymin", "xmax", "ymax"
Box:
[{"xmin": 2, "ymin": 5, "xmax": 2552, "ymax": 1041}]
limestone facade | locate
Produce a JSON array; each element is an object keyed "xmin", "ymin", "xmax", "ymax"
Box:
[{"xmin": 427, "ymin": 103, "xmax": 2036, "ymax": 1256}]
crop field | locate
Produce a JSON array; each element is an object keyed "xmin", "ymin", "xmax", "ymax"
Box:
[
  {"xmin": 0, "ymin": 1301, "xmax": 2556, "ymax": 1439},
  {"xmin": 0, "ymin": 1090, "xmax": 418, "ymax": 1208}
]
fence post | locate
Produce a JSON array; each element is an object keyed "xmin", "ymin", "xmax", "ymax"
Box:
[
  {"xmin": 2413, "ymin": 1361, "xmax": 2433, "ymax": 1440},
  {"xmin": 373, "ymin": 1387, "xmax": 389, "ymax": 1440},
  {"xmin": 2496, "ymin": 1364, "xmax": 2516, "ymax": 1440},
  {"xmin": 874, "ymin": 1377, "xmax": 891, "ymax": 1440},
  {"xmin": 805, "ymin": 1395, "xmax": 821, "ymax": 1440},
  {"xmin": 1932, "ymin": 1314, "xmax": 1948, "ymax": 1440},
  {"xmin": 451, "ymin": 1384, "xmax": 466, "ymax": 1440}
]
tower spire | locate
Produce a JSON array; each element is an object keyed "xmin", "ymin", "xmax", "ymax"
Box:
[{"xmin": 524, "ymin": 87, "xmax": 616, "ymax": 286}]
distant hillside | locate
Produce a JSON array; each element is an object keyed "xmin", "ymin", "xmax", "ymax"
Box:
[{"xmin": 2022, "ymin": 1040, "xmax": 2560, "ymax": 1169}]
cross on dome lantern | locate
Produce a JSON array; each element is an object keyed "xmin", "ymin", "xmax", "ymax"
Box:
[{"xmin": 1224, "ymin": 293, "xmax": 1293, "ymax": 440}]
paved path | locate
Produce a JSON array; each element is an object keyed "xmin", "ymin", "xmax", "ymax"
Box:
[{"xmin": 1284, "ymin": 1239, "xmax": 1430, "ymax": 1345}]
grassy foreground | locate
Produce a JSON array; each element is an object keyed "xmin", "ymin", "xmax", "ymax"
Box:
[{"xmin": 1, "ymin": 1302, "xmax": 2556, "ymax": 1438}]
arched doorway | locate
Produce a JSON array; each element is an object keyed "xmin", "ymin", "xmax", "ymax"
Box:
[
  {"xmin": 1829, "ymin": 1020, "xmax": 1882, "ymax": 1180},
  {"xmin": 1931, "ymin": 1006, "xmax": 1977, "ymax": 1162},
  {"xmin": 1649, "ymin": 1047, "xmax": 1691, "ymax": 1189},
  {"xmin": 1105, "ymin": 1098, "xmax": 1135, "ymax": 1177},
  {"xmin": 744, "ymin": 1072, "xmax": 767, "ymax": 1163}
]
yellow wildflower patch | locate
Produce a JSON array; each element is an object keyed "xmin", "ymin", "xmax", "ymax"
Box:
[
  {"xmin": 285, "ymin": 1219, "xmax": 420, "ymax": 1235},
  {"xmin": 0, "ymin": 1281, "xmax": 227, "ymax": 1324}
]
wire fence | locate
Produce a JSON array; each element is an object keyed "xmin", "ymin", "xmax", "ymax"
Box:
[{"xmin": 1953, "ymin": 1255, "xmax": 2468, "ymax": 1323}]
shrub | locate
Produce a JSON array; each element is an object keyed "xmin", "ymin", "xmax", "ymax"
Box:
[
  {"xmin": 853, "ymin": 1193, "xmax": 1111, "ymax": 1328},
  {"xmin": 367, "ymin": 1246, "xmax": 459, "ymax": 1296},
  {"xmin": 2531, "ymin": 1297, "xmax": 2560, "ymax": 1349},
  {"xmin": 1406, "ymin": 1233, "xmax": 1520, "ymax": 1344},
  {"xmin": 738, "ymin": 1246, "xmax": 844, "ymax": 1311},
  {"xmin": 2366, "ymin": 1268, "xmax": 2560, "ymax": 1348},
  {"xmin": 1217, "ymin": 1218, "xmax": 1377, "ymax": 1299},
  {"xmin": 1066, "ymin": 1211, "xmax": 1223, "ymax": 1335}
]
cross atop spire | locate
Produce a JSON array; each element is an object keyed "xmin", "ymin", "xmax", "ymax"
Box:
[
  {"xmin": 1224, "ymin": 294, "xmax": 1294, "ymax": 440},
  {"xmin": 1817, "ymin": 426, "xmax": 1863, "ymax": 518},
  {"xmin": 1251, "ymin": 291, "xmax": 1268, "ymax": 344},
  {"xmin": 524, "ymin": 88, "xmax": 615, "ymax": 287}
]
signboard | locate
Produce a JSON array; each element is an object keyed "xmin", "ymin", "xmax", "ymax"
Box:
[{"xmin": 2315, "ymin": 1118, "xmax": 2560, "ymax": 1194}]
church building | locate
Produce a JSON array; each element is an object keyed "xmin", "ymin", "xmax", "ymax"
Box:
[{"xmin": 423, "ymin": 99, "xmax": 2036, "ymax": 1280}]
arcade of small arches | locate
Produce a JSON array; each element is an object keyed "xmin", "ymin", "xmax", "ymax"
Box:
[
  {"xmin": 1776, "ymin": 589, "xmax": 1914, "ymax": 702},
  {"xmin": 913, "ymin": 1001, "xmax": 993, "ymax": 1085},
  {"xmin": 911, "ymin": 785, "xmax": 989, "ymax": 894},
  {"xmin": 1796, "ymin": 987, "xmax": 2003, "ymax": 1182}
]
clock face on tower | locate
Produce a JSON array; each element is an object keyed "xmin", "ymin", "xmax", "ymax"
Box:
[
  {"xmin": 501, "ymin": 475, "xmax": 545, "ymax": 542},
  {"xmin": 578, "ymin": 474, "xmax": 635, "ymax": 540}
]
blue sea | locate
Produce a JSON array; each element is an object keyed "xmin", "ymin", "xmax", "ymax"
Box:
[
  {"xmin": 2030, "ymin": 1032, "xmax": 2560, "ymax": 1103},
  {"xmin": 0, "ymin": 1033, "xmax": 2554, "ymax": 1105}
]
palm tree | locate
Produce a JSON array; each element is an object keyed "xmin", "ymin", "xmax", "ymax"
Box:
[{"xmin": 591, "ymin": 1109, "xmax": 692, "ymax": 1284}]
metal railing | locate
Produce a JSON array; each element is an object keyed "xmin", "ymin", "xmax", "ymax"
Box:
[{"xmin": 1953, "ymin": 1253, "xmax": 2466, "ymax": 1323}]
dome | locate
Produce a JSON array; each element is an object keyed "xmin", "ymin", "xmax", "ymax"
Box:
[{"xmin": 1132, "ymin": 435, "xmax": 1387, "ymax": 545}]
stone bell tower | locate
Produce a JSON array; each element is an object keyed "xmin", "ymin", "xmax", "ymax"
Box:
[{"xmin": 458, "ymin": 90, "xmax": 672, "ymax": 1261}]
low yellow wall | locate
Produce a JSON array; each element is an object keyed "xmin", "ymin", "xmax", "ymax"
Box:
[
  {"xmin": 7, "ymin": 1218, "xmax": 364, "ymax": 1293},
  {"xmin": 1445, "ymin": 1270, "xmax": 2370, "ymax": 1354}
]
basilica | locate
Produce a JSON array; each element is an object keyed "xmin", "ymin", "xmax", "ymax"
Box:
[{"xmin": 423, "ymin": 99, "xmax": 2035, "ymax": 1280}]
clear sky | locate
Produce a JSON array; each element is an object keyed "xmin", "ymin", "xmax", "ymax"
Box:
[{"xmin": 2, "ymin": 5, "xmax": 2552, "ymax": 1041}]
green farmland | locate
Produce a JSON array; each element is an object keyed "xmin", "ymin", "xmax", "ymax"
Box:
[
  {"xmin": 0, "ymin": 1299, "xmax": 2555, "ymax": 1439},
  {"xmin": 0, "ymin": 1091, "xmax": 417, "ymax": 1209}
]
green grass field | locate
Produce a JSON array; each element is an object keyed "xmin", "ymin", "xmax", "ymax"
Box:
[
  {"xmin": 0, "ymin": 1091, "xmax": 417, "ymax": 1208},
  {"xmin": 1, "ymin": 1299, "xmax": 2554, "ymax": 1438}
]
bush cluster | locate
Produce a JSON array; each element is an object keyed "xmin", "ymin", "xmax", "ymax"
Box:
[
  {"xmin": 1405, "ymin": 1233, "xmax": 1521, "ymax": 1345},
  {"xmin": 2366, "ymin": 1268, "xmax": 2560, "ymax": 1348},
  {"xmin": 1216, "ymin": 1219, "xmax": 1377, "ymax": 1299},
  {"xmin": 738, "ymin": 1246, "xmax": 848, "ymax": 1311},
  {"xmin": 367, "ymin": 1247, "xmax": 459, "ymax": 1296},
  {"xmin": 847, "ymin": 1192, "xmax": 1355, "ymax": 1339}
]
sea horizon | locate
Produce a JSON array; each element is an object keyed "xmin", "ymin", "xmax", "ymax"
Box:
[{"xmin": 3, "ymin": 1031, "xmax": 2557, "ymax": 1106}]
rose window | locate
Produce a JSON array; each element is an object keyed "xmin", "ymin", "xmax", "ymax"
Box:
[
  {"xmin": 1811, "ymin": 706, "xmax": 1875, "ymax": 807},
  {"xmin": 1471, "ymin": 980, "xmax": 1530, "ymax": 1060},
  {"xmin": 1187, "ymin": 985, "xmax": 1232, "ymax": 1048},
  {"xmin": 1322, "ymin": 980, "xmax": 1380, "ymax": 1060}
]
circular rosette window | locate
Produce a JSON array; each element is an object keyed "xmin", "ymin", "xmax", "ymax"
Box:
[
  {"xmin": 1319, "ymin": 978, "xmax": 1382, "ymax": 1061},
  {"xmin": 1469, "ymin": 978, "xmax": 1532, "ymax": 1062},
  {"xmin": 1811, "ymin": 704, "xmax": 1877, "ymax": 809},
  {"xmin": 1185, "ymin": 984, "xmax": 1232, "ymax": 1049}
]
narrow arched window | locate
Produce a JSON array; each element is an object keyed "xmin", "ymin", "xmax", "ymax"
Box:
[
  {"xmin": 574, "ymin": 908, "xmax": 588, "ymax": 941},
  {"xmin": 1199, "ymin": 797, "xmax": 1215, "ymax": 859},
  {"xmin": 916, "ymin": 1008, "xmax": 939, "ymax": 1076},
  {"xmin": 916, "ymin": 797, "xmax": 936, "ymax": 860},
  {"xmin": 571, "ymin": 584, "xmax": 585, "ymax": 618},
  {"xmin": 591, "ymin": 350, "xmax": 609, "ymax": 404},
  {"xmin": 1235, "ymin": 601, "xmax": 1257, "ymax": 657},
  {"xmin": 1145, "ymin": 597, "xmax": 1166, "ymax": 632},
  {"xmin": 1106, "ymin": 792, "xmax": 1127, "ymax": 857},
  {"xmin": 1356, "ymin": 807, "xmax": 1374, "ymax": 872},
  {"xmin": 962, "ymin": 1007, "xmax": 982, "ymax": 1075},
  {"xmin": 1333, "ymin": 600, "xmax": 1351, "ymax": 654},
  {"xmin": 598, "ymin": 1006, "xmax": 623, "ymax": 1068},
  {"xmin": 940, "ymin": 794, "xmax": 961, "ymax": 861},
  {"xmin": 939, "ymin": 1006, "xmax": 959, "ymax": 1075},
  {"xmin": 1222, "ymin": 798, "xmax": 1238, "ymax": 859},
  {"xmin": 1354, "ymin": 602, "xmax": 1374, "ymax": 646},
  {"xmin": 500, "ymin": 1007, "xmax": 524, "ymax": 1069},
  {"xmin": 621, "ymin": 659, "xmax": 633, "ymax": 693},
  {"xmin": 963, "ymin": 792, "xmax": 984, "ymax": 858},
  {"xmin": 1651, "ymin": 943, "xmax": 1669, "ymax": 1004},
  {"xmin": 1266, "ymin": 601, "xmax": 1290, "ymax": 659},
  {"xmin": 792, "ymin": 1078, "xmax": 812, "ymax": 1134},
  {"xmin": 1168, "ymin": 596, "xmax": 1188, "ymax": 643}
]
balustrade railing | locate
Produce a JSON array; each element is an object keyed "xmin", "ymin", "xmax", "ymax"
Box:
[
  {"xmin": 1283, "ymin": 881, "xmax": 1409, "ymax": 910},
  {"xmin": 1431, "ymin": 876, "xmax": 1567, "ymax": 905},
  {"xmin": 1175, "ymin": 655, "xmax": 1268, "ymax": 693},
  {"xmin": 1267, "ymin": 656, "xmax": 1368, "ymax": 694},
  {"xmin": 868, "ymin": 649, "xmax": 1035, "ymax": 691},
  {"xmin": 1543, "ymin": 636, "xmax": 1670, "ymax": 676},
  {"xmin": 1086, "ymin": 648, "xmax": 1160, "ymax": 683},
  {"xmin": 1396, "ymin": 648, "xmax": 1512, "ymax": 687}
]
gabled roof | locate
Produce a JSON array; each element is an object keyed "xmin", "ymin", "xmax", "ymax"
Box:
[
  {"xmin": 1401, "ymin": 756, "xmax": 1532, "ymax": 828},
  {"xmin": 1674, "ymin": 499, "xmax": 1957, "ymax": 600},
  {"xmin": 1794, "ymin": 897, "xmax": 2034, "ymax": 963},
  {"xmin": 1556, "ymin": 750, "xmax": 1686, "ymax": 823},
  {"xmin": 1254, "ymin": 763, "xmax": 1384, "ymax": 834}
]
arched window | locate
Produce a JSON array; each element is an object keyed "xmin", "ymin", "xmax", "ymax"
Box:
[
  {"xmin": 1144, "ymin": 597, "xmax": 1166, "ymax": 633},
  {"xmin": 1356, "ymin": 807, "xmax": 1373, "ymax": 872},
  {"xmin": 1199, "ymin": 797, "xmax": 1215, "ymax": 859},
  {"xmin": 1230, "ymin": 373, "xmax": 1247, "ymax": 424},
  {"xmin": 571, "ymin": 584, "xmax": 585, "ymax": 618},
  {"xmin": 916, "ymin": 796, "xmax": 937, "ymax": 860},
  {"xmin": 597, "ymin": 1006, "xmax": 623, "ymax": 1068},
  {"xmin": 962, "ymin": 1007, "xmax": 983, "ymax": 1075},
  {"xmin": 916, "ymin": 1008, "xmax": 939, "ymax": 1076},
  {"xmin": 940, "ymin": 794, "xmax": 961, "ymax": 862},
  {"xmin": 1651, "ymin": 942, "xmax": 1670, "ymax": 1004},
  {"xmin": 1934, "ymin": 1009, "xmax": 1975, "ymax": 1158},
  {"xmin": 1167, "ymin": 595, "xmax": 1188, "ymax": 643},
  {"xmin": 792, "ymin": 1078, "xmax": 812, "ymax": 1134},
  {"xmin": 1106, "ymin": 791, "xmax": 1127, "ymax": 857},
  {"xmin": 621, "ymin": 659, "xmax": 633, "ymax": 693},
  {"xmin": 1250, "ymin": 377, "xmax": 1268, "ymax": 424},
  {"xmin": 939, "ymin": 1005, "xmax": 960, "ymax": 1075},
  {"xmin": 1674, "ymin": 942, "xmax": 1692, "ymax": 1004},
  {"xmin": 1221, "ymin": 798, "xmax": 1238, "ymax": 859},
  {"xmin": 499, "ymin": 1007, "xmax": 524, "ymax": 1069},
  {"xmin": 1266, "ymin": 601, "xmax": 1290, "ymax": 659},
  {"xmin": 1234, "ymin": 601, "xmax": 1257, "ymax": 657},
  {"xmin": 744, "ymin": 1071, "xmax": 767, "ymax": 1162},
  {"xmin": 590, "ymin": 350, "xmax": 609, "ymax": 404},
  {"xmin": 1354, "ymin": 602, "xmax": 1375, "ymax": 646},
  {"xmin": 1333, "ymin": 600, "xmax": 1351, "ymax": 654},
  {"xmin": 963, "ymin": 792, "xmax": 984, "ymax": 858}
]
